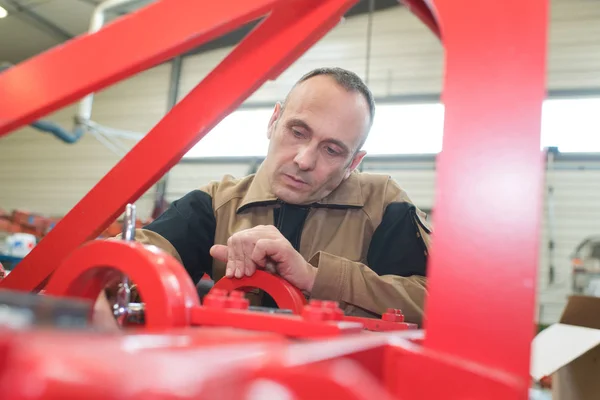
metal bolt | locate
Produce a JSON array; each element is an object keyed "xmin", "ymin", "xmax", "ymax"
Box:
[
  {"xmin": 122, "ymin": 203, "xmax": 137, "ymax": 242},
  {"xmin": 227, "ymin": 290, "xmax": 249, "ymax": 310},
  {"xmin": 302, "ymin": 304, "xmax": 327, "ymax": 321},
  {"xmin": 113, "ymin": 204, "xmax": 136, "ymax": 324}
]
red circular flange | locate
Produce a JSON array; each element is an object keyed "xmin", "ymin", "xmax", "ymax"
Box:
[
  {"xmin": 212, "ymin": 270, "xmax": 307, "ymax": 314},
  {"xmin": 44, "ymin": 240, "xmax": 200, "ymax": 328}
]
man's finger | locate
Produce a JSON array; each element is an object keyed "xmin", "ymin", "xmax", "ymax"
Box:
[
  {"xmin": 252, "ymin": 238, "xmax": 285, "ymax": 266},
  {"xmin": 243, "ymin": 240, "xmax": 257, "ymax": 277},
  {"xmin": 210, "ymin": 244, "xmax": 228, "ymax": 263},
  {"xmin": 231, "ymin": 236, "xmax": 246, "ymax": 278}
]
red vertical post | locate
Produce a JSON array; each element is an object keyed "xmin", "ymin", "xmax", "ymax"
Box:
[{"xmin": 423, "ymin": 0, "xmax": 547, "ymax": 382}]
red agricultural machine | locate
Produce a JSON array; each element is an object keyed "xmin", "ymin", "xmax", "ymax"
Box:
[{"xmin": 0, "ymin": 0, "xmax": 547, "ymax": 399}]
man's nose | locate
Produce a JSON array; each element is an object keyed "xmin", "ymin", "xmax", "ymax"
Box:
[{"xmin": 294, "ymin": 145, "xmax": 317, "ymax": 171}]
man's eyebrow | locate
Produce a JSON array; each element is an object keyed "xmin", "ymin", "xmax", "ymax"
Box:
[
  {"xmin": 287, "ymin": 117, "xmax": 351, "ymax": 154},
  {"xmin": 287, "ymin": 118, "xmax": 313, "ymax": 133}
]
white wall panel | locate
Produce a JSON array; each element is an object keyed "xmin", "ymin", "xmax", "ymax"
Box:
[
  {"xmin": 549, "ymin": 0, "xmax": 600, "ymax": 90},
  {"xmin": 537, "ymin": 163, "xmax": 600, "ymax": 323}
]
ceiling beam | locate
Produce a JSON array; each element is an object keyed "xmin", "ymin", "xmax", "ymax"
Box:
[{"xmin": 3, "ymin": 0, "xmax": 73, "ymax": 41}]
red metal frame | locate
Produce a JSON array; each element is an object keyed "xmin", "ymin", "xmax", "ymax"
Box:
[
  {"xmin": 0, "ymin": 0, "xmax": 548, "ymax": 398},
  {"xmin": 0, "ymin": 0, "xmax": 357, "ymax": 292}
]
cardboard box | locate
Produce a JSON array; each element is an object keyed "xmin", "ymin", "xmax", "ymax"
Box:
[{"xmin": 531, "ymin": 295, "xmax": 600, "ymax": 400}]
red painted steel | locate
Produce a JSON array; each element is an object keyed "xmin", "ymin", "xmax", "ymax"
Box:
[
  {"xmin": 44, "ymin": 240, "xmax": 200, "ymax": 328},
  {"xmin": 191, "ymin": 306, "xmax": 365, "ymax": 339},
  {"xmin": 247, "ymin": 362, "xmax": 399, "ymax": 400},
  {"xmin": 0, "ymin": 330, "xmax": 406, "ymax": 400},
  {"xmin": 0, "ymin": 330, "xmax": 284, "ymax": 400},
  {"xmin": 423, "ymin": 0, "xmax": 547, "ymax": 390},
  {"xmin": 384, "ymin": 339, "xmax": 527, "ymax": 400},
  {"xmin": 0, "ymin": 0, "xmax": 358, "ymax": 293},
  {"xmin": 212, "ymin": 270, "xmax": 308, "ymax": 314},
  {"xmin": 342, "ymin": 314, "xmax": 418, "ymax": 331}
]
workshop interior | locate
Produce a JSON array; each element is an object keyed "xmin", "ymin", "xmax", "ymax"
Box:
[{"xmin": 0, "ymin": 0, "xmax": 599, "ymax": 399}]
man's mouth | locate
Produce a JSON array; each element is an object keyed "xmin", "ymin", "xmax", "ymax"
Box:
[{"xmin": 283, "ymin": 173, "xmax": 308, "ymax": 187}]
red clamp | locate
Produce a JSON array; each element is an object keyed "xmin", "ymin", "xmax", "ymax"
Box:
[
  {"xmin": 212, "ymin": 270, "xmax": 308, "ymax": 315},
  {"xmin": 43, "ymin": 240, "xmax": 200, "ymax": 329}
]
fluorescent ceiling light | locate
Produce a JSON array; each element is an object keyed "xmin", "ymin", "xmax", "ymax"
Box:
[{"xmin": 0, "ymin": 6, "xmax": 7, "ymax": 18}]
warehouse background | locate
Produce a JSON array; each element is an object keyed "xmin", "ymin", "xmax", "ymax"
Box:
[{"xmin": 1, "ymin": 0, "xmax": 600, "ymax": 324}]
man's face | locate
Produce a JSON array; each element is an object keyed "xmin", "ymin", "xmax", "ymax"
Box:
[{"xmin": 263, "ymin": 75, "xmax": 370, "ymax": 205}]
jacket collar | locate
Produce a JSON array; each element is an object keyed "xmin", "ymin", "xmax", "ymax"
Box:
[{"xmin": 236, "ymin": 165, "xmax": 365, "ymax": 213}]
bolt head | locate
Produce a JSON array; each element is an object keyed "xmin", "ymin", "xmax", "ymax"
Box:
[
  {"xmin": 308, "ymin": 299, "xmax": 322, "ymax": 307},
  {"xmin": 203, "ymin": 294, "xmax": 227, "ymax": 308},
  {"xmin": 322, "ymin": 300, "xmax": 339, "ymax": 309},
  {"xmin": 302, "ymin": 305, "xmax": 327, "ymax": 321},
  {"xmin": 382, "ymin": 312, "xmax": 399, "ymax": 322}
]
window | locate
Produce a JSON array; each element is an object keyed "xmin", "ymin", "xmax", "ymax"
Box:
[{"xmin": 183, "ymin": 97, "xmax": 600, "ymax": 158}]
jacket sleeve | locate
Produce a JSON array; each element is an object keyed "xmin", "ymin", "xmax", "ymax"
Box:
[
  {"xmin": 309, "ymin": 200, "xmax": 431, "ymax": 327},
  {"xmin": 114, "ymin": 189, "xmax": 217, "ymax": 284}
]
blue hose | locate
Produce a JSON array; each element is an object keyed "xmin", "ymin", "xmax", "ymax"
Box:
[{"xmin": 30, "ymin": 120, "xmax": 85, "ymax": 144}]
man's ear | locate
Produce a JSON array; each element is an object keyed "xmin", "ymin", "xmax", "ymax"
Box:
[
  {"xmin": 345, "ymin": 150, "xmax": 367, "ymax": 179},
  {"xmin": 267, "ymin": 102, "xmax": 282, "ymax": 140}
]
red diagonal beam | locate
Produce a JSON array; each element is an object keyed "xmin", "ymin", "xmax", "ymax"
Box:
[
  {"xmin": 423, "ymin": 0, "xmax": 547, "ymax": 385},
  {"xmin": 0, "ymin": 0, "xmax": 357, "ymax": 292},
  {"xmin": 0, "ymin": 0, "xmax": 278, "ymax": 137}
]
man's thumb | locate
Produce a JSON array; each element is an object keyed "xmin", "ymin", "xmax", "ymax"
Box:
[{"xmin": 210, "ymin": 244, "xmax": 228, "ymax": 262}]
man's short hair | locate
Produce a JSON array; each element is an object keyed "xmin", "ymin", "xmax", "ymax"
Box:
[{"xmin": 293, "ymin": 67, "xmax": 376, "ymax": 129}]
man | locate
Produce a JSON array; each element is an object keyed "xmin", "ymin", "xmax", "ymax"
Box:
[{"xmin": 104, "ymin": 67, "xmax": 432, "ymax": 326}]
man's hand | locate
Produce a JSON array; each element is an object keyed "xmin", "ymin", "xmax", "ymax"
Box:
[{"xmin": 209, "ymin": 225, "xmax": 317, "ymax": 293}]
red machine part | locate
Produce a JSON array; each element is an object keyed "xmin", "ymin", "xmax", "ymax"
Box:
[
  {"xmin": 0, "ymin": 329, "xmax": 407, "ymax": 400},
  {"xmin": 211, "ymin": 271, "xmax": 418, "ymax": 331},
  {"xmin": 0, "ymin": 0, "xmax": 547, "ymax": 398},
  {"xmin": 43, "ymin": 240, "xmax": 200, "ymax": 329},
  {"xmin": 212, "ymin": 270, "xmax": 308, "ymax": 314},
  {"xmin": 39, "ymin": 239, "xmax": 413, "ymax": 337}
]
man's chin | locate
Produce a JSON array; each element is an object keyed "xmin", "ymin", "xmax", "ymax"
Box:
[{"xmin": 273, "ymin": 186, "xmax": 311, "ymax": 205}]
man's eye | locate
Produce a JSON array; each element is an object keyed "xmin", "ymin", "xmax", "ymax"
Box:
[
  {"xmin": 292, "ymin": 129, "xmax": 304, "ymax": 138},
  {"xmin": 325, "ymin": 147, "xmax": 339, "ymax": 155}
]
